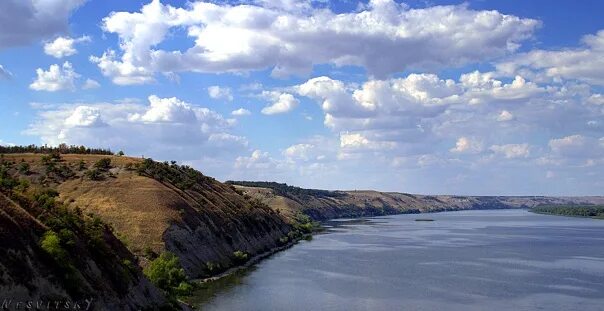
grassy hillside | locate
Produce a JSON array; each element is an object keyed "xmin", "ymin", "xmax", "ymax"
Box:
[
  {"xmin": 1, "ymin": 153, "xmax": 294, "ymax": 280},
  {"xmin": 0, "ymin": 156, "xmax": 169, "ymax": 310}
]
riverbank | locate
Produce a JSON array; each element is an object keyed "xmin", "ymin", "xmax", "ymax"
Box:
[
  {"xmin": 193, "ymin": 235, "xmax": 311, "ymax": 284},
  {"xmin": 529, "ymin": 205, "xmax": 604, "ymax": 219}
]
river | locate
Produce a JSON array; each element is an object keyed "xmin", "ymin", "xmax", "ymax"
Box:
[{"xmin": 192, "ymin": 209, "xmax": 604, "ymax": 311}]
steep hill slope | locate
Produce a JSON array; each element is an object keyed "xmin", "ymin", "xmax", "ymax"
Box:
[
  {"xmin": 228, "ymin": 181, "xmax": 604, "ymax": 220},
  {"xmin": 0, "ymin": 180, "xmax": 167, "ymax": 310},
  {"xmin": 2, "ymin": 153, "xmax": 292, "ymax": 280}
]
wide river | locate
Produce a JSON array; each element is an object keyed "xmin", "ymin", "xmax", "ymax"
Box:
[{"xmin": 193, "ymin": 209, "xmax": 604, "ymax": 311}]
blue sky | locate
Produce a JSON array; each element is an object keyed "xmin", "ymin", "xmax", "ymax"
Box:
[{"xmin": 0, "ymin": 0, "xmax": 603, "ymax": 195}]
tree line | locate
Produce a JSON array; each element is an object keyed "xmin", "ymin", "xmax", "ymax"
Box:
[
  {"xmin": 0, "ymin": 144, "xmax": 113, "ymax": 155},
  {"xmin": 531, "ymin": 205, "xmax": 604, "ymax": 218},
  {"xmin": 225, "ymin": 180, "xmax": 345, "ymax": 199}
]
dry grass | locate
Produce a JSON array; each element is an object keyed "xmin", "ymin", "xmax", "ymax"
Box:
[
  {"xmin": 235, "ymin": 185, "xmax": 302, "ymax": 219},
  {"xmin": 58, "ymin": 171, "xmax": 183, "ymax": 255}
]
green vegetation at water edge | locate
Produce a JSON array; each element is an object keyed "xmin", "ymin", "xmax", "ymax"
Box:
[
  {"xmin": 144, "ymin": 252, "xmax": 193, "ymax": 301},
  {"xmin": 531, "ymin": 205, "xmax": 604, "ymax": 219}
]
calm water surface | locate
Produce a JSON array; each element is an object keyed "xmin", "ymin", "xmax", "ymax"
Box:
[{"xmin": 193, "ymin": 210, "xmax": 604, "ymax": 311}]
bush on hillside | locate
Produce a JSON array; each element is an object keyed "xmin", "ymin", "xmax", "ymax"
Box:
[
  {"xmin": 85, "ymin": 168, "xmax": 103, "ymax": 181},
  {"xmin": 94, "ymin": 158, "xmax": 112, "ymax": 171},
  {"xmin": 144, "ymin": 252, "xmax": 190, "ymax": 298},
  {"xmin": 233, "ymin": 250, "xmax": 249, "ymax": 264},
  {"xmin": 40, "ymin": 231, "xmax": 68, "ymax": 263}
]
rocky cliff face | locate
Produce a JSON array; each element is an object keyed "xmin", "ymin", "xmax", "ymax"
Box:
[{"xmin": 0, "ymin": 193, "xmax": 168, "ymax": 311}]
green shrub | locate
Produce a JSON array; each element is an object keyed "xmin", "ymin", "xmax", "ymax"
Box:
[
  {"xmin": 94, "ymin": 158, "xmax": 112, "ymax": 171},
  {"xmin": 205, "ymin": 261, "xmax": 220, "ymax": 273},
  {"xmin": 33, "ymin": 188, "xmax": 59, "ymax": 209},
  {"xmin": 144, "ymin": 252, "xmax": 188, "ymax": 298},
  {"xmin": 15, "ymin": 179, "xmax": 30, "ymax": 192},
  {"xmin": 18, "ymin": 162, "xmax": 30, "ymax": 173},
  {"xmin": 85, "ymin": 168, "xmax": 103, "ymax": 181},
  {"xmin": 278, "ymin": 236, "xmax": 289, "ymax": 246},
  {"xmin": 40, "ymin": 231, "xmax": 68, "ymax": 263},
  {"xmin": 0, "ymin": 167, "xmax": 17, "ymax": 190},
  {"xmin": 233, "ymin": 250, "xmax": 249, "ymax": 264},
  {"xmin": 175, "ymin": 282, "xmax": 194, "ymax": 296}
]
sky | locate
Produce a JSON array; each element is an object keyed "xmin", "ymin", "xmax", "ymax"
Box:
[{"xmin": 0, "ymin": 0, "xmax": 603, "ymax": 196}]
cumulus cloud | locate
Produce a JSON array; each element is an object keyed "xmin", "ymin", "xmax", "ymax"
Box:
[
  {"xmin": 450, "ymin": 137, "xmax": 483, "ymax": 154},
  {"xmin": 587, "ymin": 94, "xmax": 604, "ymax": 105},
  {"xmin": 496, "ymin": 110, "xmax": 514, "ymax": 122},
  {"xmin": 82, "ymin": 78, "xmax": 100, "ymax": 89},
  {"xmin": 459, "ymin": 71, "xmax": 545, "ymax": 104},
  {"xmin": 26, "ymin": 95, "xmax": 245, "ymax": 161},
  {"xmin": 129, "ymin": 95, "xmax": 202, "ymax": 124},
  {"xmin": 43, "ymin": 35, "xmax": 91, "ymax": 58},
  {"xmin": 0, "ymin": 64, "xmax": 12, "ymax": 80},
  {"xmin": 64, "ymin": 106, "xmax": 106, "ymax": 128},
  {"xmin": 489, "ymin": 143, "xmax": 530, "ymax": 159},
  {"xmin": 286, "ymin": 65, "xmax": 604, "ymax": 191},
  {"xmin": 538, "ymin": 134, "xmax": 604, "ymax": 169},
  {"xmin": 92, "ymin": 0, "xmax": 538, "ymax": 84},
  {"xmin": 231, "ymin": 108, "xmax": 251, "ymax": 116},
  {"xmin": 208, "ymin": 85, "xmax": 233, "ymax": 101},
  {"xmin": 235, "ymin": 150, "xmax": 276, "ymax": 170},
  {"xmin": 497, "ymin": 29, "xmax": 604, "ymax": 86},
  {"xmin": 283, "ymin": 143, "xmax": 315, "ymax": 161},
  {"xmin": 261, "ymin": 91, "xmax": 299, "ymax": 115},
  {"xmin": 29, "ymin": 62, "xmax": 79, "ymax": 91},
  {"xmin": 0, "ymin": 0, "xmax": 85, "ymax": 49}
]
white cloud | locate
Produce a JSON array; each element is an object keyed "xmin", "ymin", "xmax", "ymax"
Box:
[
  {"xmin": 497, "ymin": 29, "xmax": 604, "ymax": 86},
  {"xmin": 450, "ymin": 137, "xmax": 483, "ymax": 154},
  {"xmin": 0, "ymin": 0, "xmax": 85, "ymax": 49},
  {"xmin": 82, "ymin": 78, "xmax": 100, "ymax": 89},
  {"xmin": 489, "ymin": 143, "xmax": 530, "ymax": 159},
  {"xmin": 93, "ymin": 0, "xmax": 538, "ymax": 84},
  {"xmin": 549, "ymin": 134, "xmax": 585, "ymax": 152},
  {"xmin": 43, "ymin": 36, "xmax": 91, "ymax": 58},
  {"xmin": 235, "ymin": 150, "xmax": 276, "ymax": 169},
  {"xmin": 29, "ymin": 62, "xmax": 79, "ymax": 91},
  {"xmin": 548, "ymin": 134, "xmax": 589, "ymax": 158},
  {"xmin": 460, "ymin": 71, "xmax": 544, "ymax": 104},
  {"xmin": 261, "ymin": 92, "xmax": 299, "ymax": 115},
  {"xmin": 129, "ymin": 95, "xmax": 199, "ymax": 124},
  {"xmin": 64, "ymin": 106, "xmax": 106, "ymax": 128},
  {"xmin": 283, "ymin": 143, "xmax": 315, "ymax": 161},
  {"xmin": 339, "ymin": 132, "xmax": 395, "ymax": 152},
  {"xmin": 231, "ymin": 108, "xmax": 251, "ymax": 116},
  {"xmin": 496, "ymin": 110, "xmax": 514, "ymax": 122},
  {"xmin": 208, "ymin": 85, "xmax": 233, "ymax": 101},
  {"xmin": 0, "ymin": 139, "xmax": 15, "ymax": 146},
  {"xmin": 587, "ymin": 94, "xmax": 604, "ymax": 105},
  {"xmin": 0, "ymin": 64, "xmax": 12, "ymax": 79},
  {"xmin": 26, "ymin": 95, "xmax": 245, "ymax": 161}
]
